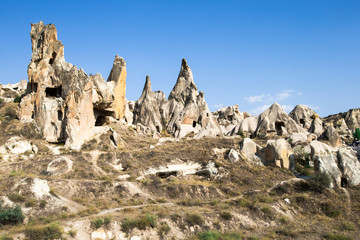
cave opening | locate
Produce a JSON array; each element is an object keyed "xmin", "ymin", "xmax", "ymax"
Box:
[
  {"xmin": 275, "ymin": 121, "xmax": 285, "ymax": 135},
  {"xmin": 156, "ymin": 126, "xmax": 160, "ymax": 133},
  {"xmin": 95, "ymin": 115, "xmax": 106, "ymax": 126},
  {"xmin": 193, "ymin": 121, "xmax": 197, "ymax": 128},
  {"xmin": 300, "ymin": 119, "xmax": 305, "ymax": 127},
  {"xmin": 45, "ymin": 86, "xmax": 62, "ymax": 98},
  {"xmin": 57, "ymin": 110, "xmax": 63, "ymax": 121},
  {"xmin": 341, "ymin": 177, "xmax": 348, "ymax": 188},
  {"xmin": 49, "ymin": 52, "xmax": 57, "ymax": 64}
]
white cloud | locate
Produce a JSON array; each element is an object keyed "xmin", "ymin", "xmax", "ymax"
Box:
[
  {"xmin": 212, "ymin": 104, "xmax": 224, "ymax": 109},
  {"xmin": 305, "ymin": 104, "xmax": 320, "ymax": 110},
  {"xmin": 249, "ymin": 104, "xmax": 294, "ymax": 116},
  {"xmin": 244, "ymin": 90, "xmax": 300, "ymax": 104}
]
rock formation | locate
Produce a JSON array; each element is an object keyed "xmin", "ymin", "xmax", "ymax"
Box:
[
  {"xmin": 132, "ymin": 75, "xmax": 167, "ymax": 133},
  {"xmin": 289, "ymin": 105, "xmax": 319, "ymax": 131},
  {"xmin": 344, "ymin": 108, "xmax": 360, "ymax": 130},
  {"xmin": 18, "ymin": 21, "xmax": 127, "ymax": 149},
  {"xmin": 161, "ymin": 59, "xmax": 221, "ymax": 138},
  {"xmin": 258, "ymin": 138, "xmax": 294, "ymax": 169},
  {"xmin": 254, "ymin": 103, "xmax": 305, "ymax": 137},
  {"xmin": 213, "ymin": 105, "xmax": 250, "ymax": 133}
]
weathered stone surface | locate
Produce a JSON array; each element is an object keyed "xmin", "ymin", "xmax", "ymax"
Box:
[
  {"xmin": 289, "ymin": 105, "xmax": 317, "ymax": 130},
  {"xmin": 230, "ymin": 116, "xmax": 258, "ymax": 136},
  {"xmin": 227, "ymin": 148, "xmax": 240, "ymax": 163},
  {"xmin": 254, "ymin": 103, "xmax": 305, "ymax": 137},
  {"xmin": 47, "ymin": 156, "xmax": 73, "ymax": 176},
  {"xmin": 133, "ymin": 76, "xmax": 167, "ymax": 133},
  {"xmin": 18, "ymin": 22, "xmax": 126, "ymax": 149},
  {"xmin": 344, "ymin": 108, "xmax": 360, "ymax": 130},
  {"xmin": 162, "ymin": 59, "xmax": 221, "ymax": 138},
  {"xmin": 289, "ymin": 133, "xmax": 308, "ymax": 145},
  {"xmin": 213, "ymin": 105, "xmax": 248, "ymax": 125},
  {"xmin": 107, "ymin": 55, "xmax": 127, "ymax": 120},
  {"xmin": 259, "ymin": 138, "xmax": 293, "ymax": 169},
  {"xmin": 309, "ymin": 116, "xmax": 324, "ymax": 137},
  {"xmin": 310, "ymin": 140, "xmax": 341, "ymax": 188},
  {"xmin": 322, "ymin": 126, "xmax": 342, "ymax": 147},
  {"xmin": 91, "ymin": 228, "xmax": 107, "ymax": 240},
  {"xmin": 337, "ymin": 148, "xmax": 360, "ymax": 187},
  {"xmin": 240, "ymin": 138, "xmax": 263, "ymax": 166}
]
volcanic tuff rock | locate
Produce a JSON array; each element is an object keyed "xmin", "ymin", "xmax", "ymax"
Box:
[
  {"xmin": 18, "ymin": 21, "xmax": 127, "ymax": 149},
  {"xmin": 132, "ymin": 75, "xmax": 167, "ymax": 133},
  {"xmin": 344, "ymin": 108, "xmax": 360, "ymax": 130},
  {"xmin": 254, "ymin": 103, "xmax": 305, "ymax": 137},
  {"xmin": 162, "ymin": 59, "xmax": 222, "ymax": 138}
]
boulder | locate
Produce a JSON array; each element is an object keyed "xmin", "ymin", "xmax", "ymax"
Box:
[
  {"xmin": 310, "ymin": 141, "xmax": 341, "ymax": 188},
  {"xmin": 213, "ymin": 105, "xmax": 248, "ymax": 126},
  {"xmin": 0, "ymin": 137, "xmax": 35, "ymax": 158},
  {"xmin": 227, "ymin": 148, "xmax": 240, "ymax": 163},
  {"xmin": 289, "ymin": 133, "xmax": 308, "ymax": 145},
  {"xmin": 259, "ymin": 138, "xmax": 293, "ymax": 169},
  {"xmin": 230, "ymin": 116, "xmax": 258, "ymax": 136},
  {"xmin": 337, "ymin": 148, "xmax": 360, "ymax": 187},
  {"xmin": 47, "ymin": 156, "xmax": 73, "ymax": 176},
  {"xmin": 132, "ymin": 76, "xmax": 167, "ymax": 133},
  {"xmin": 91, "ymin": 228, "xmax": 107, "ymax": 240},
  {"xmin": 322, "ymin": 126, "xmax": 342, "ymax": 147},
  {"xmin": 289, "ymin": 105, "xmax": 317, "ymax": 130},
  {"xmin": 309, "ymin": 117, "xmax": 324, "ymax": 137},
  {"xmin": 239, "ymin": 138, "xmax": 263, "ymax": 166},
  {"xmin": 254, "ymin": 103, "xmax": 305, "ymax": 137}
]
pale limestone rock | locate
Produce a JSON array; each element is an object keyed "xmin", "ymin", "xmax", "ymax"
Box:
[
  {"xmin": 240, "ymin": 138, "xmax": 263, "ymax": 166},
  {"xmin": 289, "ymin": 105, "xmax": 317, "ymax": 130},
  {"xmin": 259, "ymin": 138, "xmax": 293, "ymax": 169},
  {"xmin": 107, "ymin": 55, "xmax": 127, "ymax": 119},
  {"xmin": 47, "ymin": 156, "xmax": 73, "ymax": 176},
  {"xmin": 227, "ymin": 148, "xmax": 240, "ymax": 162},
  {"xmin": 344, "ymin": 108, "xmax": 360, "ymax": 130},
  {"xmin": 337, "ymin": 148, "xmax": 360, "ymax": 187},
  {"xmin": 230, "ymin": 116, "xmax": 258, "ymax": 136},
  {"xmin": 289, "ymin": 133, "xmax": 308, "ymax": 145},
  {"xmin": 322, "ymin": 126, "xmax": 342, "ymax": 147},
  {"xmin": 309, "ymin": 117, "xmax": 324, "ymax": 137},
  {"xmin": 130, "ymin": 236, "xmax": 141, "ymax": 240},
  {"xmin": 91, "ymin": 228, "xmax": 107, "ymax": 240},
  {"xmin": 31, "ymin": 178, "xmax": 51, "ymax": 200},
  {"xmin": 0, "ymin": 137, "xmax": 33, "ymax": 155},
  {"xmin": 133, "ymin": 76, "xmax": 167, "ymax": 133},
  {"xmin": 255, "ymin": 103, "xmax": 305, "ymax": 137}
]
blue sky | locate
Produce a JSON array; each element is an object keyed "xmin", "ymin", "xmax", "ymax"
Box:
[{"xmin": 0, "ymin": 0, "xmax": 359, "ymax": 117}]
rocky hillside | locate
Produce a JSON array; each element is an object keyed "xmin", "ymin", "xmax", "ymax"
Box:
[{"xmin": 0, "ymin": 21, "xmax": 360, "ymax": 240}]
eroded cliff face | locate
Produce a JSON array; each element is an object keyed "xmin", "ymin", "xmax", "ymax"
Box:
[{"xmin": 19, "ymin": 21, "xmax": 127, "ymax": 149}]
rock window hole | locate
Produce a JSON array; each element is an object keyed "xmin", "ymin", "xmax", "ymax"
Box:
[
  {"xmin": 275, "ymin": 121, "xmax": 285, "ymax": 135},
  {"xmin": 193, "ymin": 121, "xmax": 197, "ymax": 128},
  {"xmin": 341, "ymin": 177, "xmax": 348, "ymax": 188},
  {"xmin": 300, "ymin": 119, "xmax": 305, "ymax": 127},
  {"xmin": 57, "ymin": 110, "xmax": 63, "ymax": 121},
  {"xmin": 156, "ymin": 126, "xmax": 160, "ymax": 133},
  {"xmin": 49, "ymin": 52, "xmax": 57, "ymax": 64},
  {"xmin": 45, "ymin": 86, "xmax": 62, "ymax": 98}
]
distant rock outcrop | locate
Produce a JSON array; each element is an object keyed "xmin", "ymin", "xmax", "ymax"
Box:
[
  {"xmin": 254, "ymin": 103, "xmax": 305, "ymax": 137},
  {"xmin": 18, "ymin": 21, "xmax": 127, "ymax": 149},
  {"xmin": 132, "ymin": 75, "xmax": 167, "ymax": 133}
]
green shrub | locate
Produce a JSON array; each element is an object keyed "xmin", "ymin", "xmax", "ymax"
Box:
[
  {"xmin": 0, "ymin": 236, "xmax": 13, "ymax": 240},
  {"xmin": 0, "ymin": 201, "xmax": 24, "ymax": 225},
  {"xmin": 91, "ymin": 218, "xmax": 104, "ymax": 229},
  {"xmin": 13, "ymin": 95, "xmax": 21, "ymax": 103},
  {"xmin": 24, "ymin": 223, "xmax": 63, "ymax": 240},
  {"xmin": 324, "ymin": 233, "xmax": 353, "ymax": 240},
  {"xmin": 39, "ymin": 200, "xmax": 47, "ymax": 209},
  {"xmin": 185, "ymin": 213, "xmax": 204, "ymax": 226},
  {"xmin": 7, "ymin": 193, "xmax": 25, "ymax": 203},
  {"xmin": 237, "ymin": 129, "xmax": 245, "ymax": 138},
  {"xmin": 321, "ymin": 202, "xmax": 342, "ymax": 218},
  {"xmin": 353, "ymin": 128, "xmax": 360, "ymax": 141},
  {"xmin": 4, "ymin": 106, "xmax": 17, "ymax": 119},
  {"xmin": 104, "ymin": 216, "xmax": 111, "ymax": 226},
  {"xmin": 261, "ymin": 206, "xmax": 272, "ymax": 217},
  {"xmin": 121, "ymin": 213, "xmax": 157, "ymax": 233},
  {"xmin": 0, "ymin": 98, "xmax": 3, "ymax": 104},
  {"xmin": 219, "ymin": 211, "xmax": 232, "ymax": 220},
  {"xmin": 337, "ymin": 222, "xmax": 355, "ymax": 231},
  {"xmin": 198, "ymin": 231, "xmax": 243, "ymax": 240},
  {"xmin": 309, "ymin": 172, "xmax": 331, "ymax": 191}
]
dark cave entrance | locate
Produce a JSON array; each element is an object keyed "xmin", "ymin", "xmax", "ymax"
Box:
[
  {"xmin": 45, "ymin": 86, "xmax": 62, "ymax": 98},
  {"xmin": 275, "ymin": 121, "xmax": 285, "ymax": 135}
]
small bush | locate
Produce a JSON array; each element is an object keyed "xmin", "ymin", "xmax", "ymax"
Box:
[
  {"xmin": 0, "ymin": 98, "xmax": 3, "ymax": 104},
  {"xmin": 337, "ymin": 222, "xmax": 355, "ymax": 231},
  {"xmin": 25, "ymin": 199, "xmax": 37, "ymax": 208},
  {"xmin": 7, "ymin": 193, "xmax": 25, "ymax": 203},
  {"xmin": 158, "ymin": 222, "xmax": 170, "ymax": 237},
  {"xmin": 121, "ymin": 213, "xmax": 157, "ymax": 234},
  {"xmin": 198, "ymin": 231, "xmax": 243, "ymax": 240},
  {"xmin": 261, "ymin": 206, "xmax": 272, "ymax": 217},
  {"xmin": 91, "ymin": 218, "xmax": 104, "ymax": 229},
  {"xmin": 0, "ymin": 201, "xmax": 24, "ymax": 225},
  {"xmin": 324, "ymin": 233, "xmax": 353, "ymax": 240},
  {"xmin": 219, "ymin": 211, "xmax": 232, "ymax": 220},
  {"xmin": 237, "ymin": 129, "xmax": 245, "ymax": 138},
  {"xmin": 4, "ymin": 106, "xmax": 17, "ymax": 119},
  {"xmin": 39, "ymin": 200, "xmax": 47, "ymax": 209},
  {"xmin": 0, "ymin": 236, "xmax": 12, "ymax": 240},
  {"xmin": 104, "ymin": 216, "xmax": 111, "ymax": 226},
  {"xmin": 353, "ymin": 128, "xmax": 360, "ymax": 141},
  {"xmin": 24, "ymin": 223, "xmax": 63, "ymax": 240},
  {"xmin": 13, "ymin": 95, "xmax": 21, "ymax": 103},
  {"xmin": 309, "ymin": 172, "xmax": 331, "ymax": 191},
  {"xmin": 185, "ymin": 213, "xmax": 204, "ymax": 226}
]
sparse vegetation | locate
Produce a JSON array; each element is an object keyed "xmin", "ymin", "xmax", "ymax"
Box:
[
  {"xmin": 121, "ymin": 213, "xmax": 157, "ymax": 234},
  {"xmin": 0, "ymin": 201, "xmax": 24, "ymax": 225},
  {"xmin": 309, "ymin": 172, "xmax": 332, "ymax": 191},
  {"xmin": 197, "ymin": 231, "xmax": 243, "ymax": 240},
  {"xmin": 353, "ymin": 128, "xmax": 360, "ymax": 141},
  {"xmin": 324, "ymin": 233, "xmax": 353, "ymax": 240},
  {"xmin": 185, "ymin": 213, "xmax": 204, "ymax": 226},
  {"xmin": 24, "ymin": 223, "xmax": 63, "ymax": 240}
]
